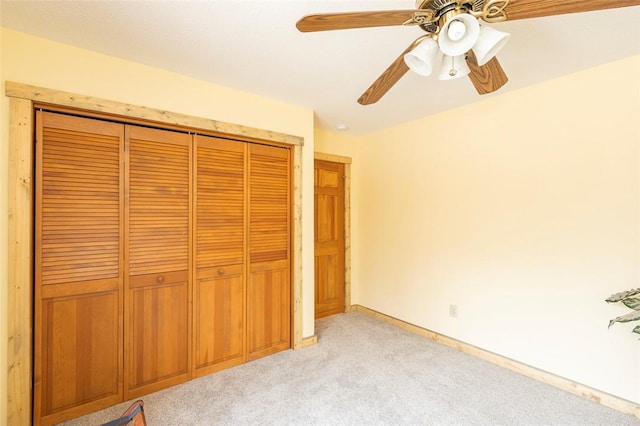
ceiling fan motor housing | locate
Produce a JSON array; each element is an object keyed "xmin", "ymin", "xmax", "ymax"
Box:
[
  {"xmin": 416, "ymin": 0, "xmax": 483, "ymax": 35},
  {"xmin": 418, "ymin": 0, "xmax": 482, "ymax": 15}
]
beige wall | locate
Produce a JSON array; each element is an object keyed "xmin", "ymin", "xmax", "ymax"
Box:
[
  {"xmin": 1, "ymin": 28, "xmax": 316, "ymax": 422},
  {"xmin": 352, "ymin": 55, "xmax": 640, "ymax": 403},
  {"xmin": 315, "ymin": 126, "xmax": 359, "ymax": 158}
]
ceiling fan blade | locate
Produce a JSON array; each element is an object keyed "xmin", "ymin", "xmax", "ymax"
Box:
[
  {"xmin": 466, "ymin": 51, "xmax": 509, "ymax": 95},
  {"xmin": 296, "ymin": 10, "xmax": 419, "ymax": 32},
  {"xmin": 503, "ymin": 0, "xmax": 640, "ymax": 21},
  {"xmin": 357, "ymin": 41, "xmax": 419, "ymax": 105}
]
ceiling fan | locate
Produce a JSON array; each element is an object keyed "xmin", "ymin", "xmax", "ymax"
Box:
[{"xmin": 297, "ymin": 0, "xmax": 640, "ymax": 105}]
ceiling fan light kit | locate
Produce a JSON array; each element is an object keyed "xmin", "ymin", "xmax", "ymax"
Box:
[
  {"xmin": 407, "ymin": 6, "xmax": 507, "ymax": 84},
  {"xmin": 438, "ymin": 11, "xmax": 481, "ymax": 56},
  {"xmin": 439, "ymin": 54, "xmax": 471, "ymax": 80},
  {"xmin": 297, "ymin": 0, "xmax": 640, "ymax": 105},
  {"xmin": 405, "ymin": 18, "xmax": 509, "ymax": 79},
  {"xmin": 473, "ymin": 25, "xmax": 511, "ymax": 66},
  {"xmin": 404, "ymin": 37, "xmax": 440, "ymax": 76}
]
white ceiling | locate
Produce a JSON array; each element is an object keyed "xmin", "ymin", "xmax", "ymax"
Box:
[{"xmin": 1, "ymin": 0, "xmax": 639, "ymax": 135}]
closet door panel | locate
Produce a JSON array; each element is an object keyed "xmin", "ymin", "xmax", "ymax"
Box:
[
  {"xmin": 247, "ymin": 260, "xmax": 290, "ymax": 360},
  {"xmin": 125, "ymin": 126, "xmax": 191, "ymax": 398},
  {"xmin": 129, "ymin": 276, "xmax": 189, "ymax": 385},
  {"xmin": 35, "ymin": 111, "xmax": 124, "ymax": 426},
  {"xmin": 194, "ymin": 267, "xmax": 244, "ymax": 374},
  {"xmin": 40, "ymin": 292, "xmax": 119, "ymax": 412},
  {"xmin": 247, "ymin": 144, "xmax": 291, "ymax": 360},
  {"xmin": 194, "ymin": 135, "xmax": 246, "ymax": 376}
]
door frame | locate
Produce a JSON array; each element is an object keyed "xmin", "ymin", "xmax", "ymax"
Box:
[
  {"xmin": 314, "ymin": 152, "xmax": 352, "ymax": 314},
  {"xmin": 6, "ymin": 81, "xmax": 305, "ymax": 426}
]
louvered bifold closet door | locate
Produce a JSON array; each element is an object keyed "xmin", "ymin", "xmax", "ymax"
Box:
[
  {"xmin": 193, "ymin": 135, "xmax": 246, "ymax": 376},
  {"xmin": 247, "ymin": 144, "xmax": 291, "ymax": 360},
  {"xmin": 125, "ymin": 126, "xmax": 192, "ymax": 398},
  {"xmin": 35, "ymin": 112, "xmax": 124, "ymax": 426}
]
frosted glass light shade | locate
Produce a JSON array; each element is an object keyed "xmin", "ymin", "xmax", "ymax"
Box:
[
  {"xmin": 447, "ymin": 20, "xmax": 467, "ymax": 41},
  {"xmin": 473, "ymin": 25, "xmax": 510, "ymax": 66},
  {"xmin": 438, "ymin": 55, "xmax": 470, "ymax": 80},
  {"xmin": 404, "ymin": 38, "xmax": 439, "ymax": 77},
  {"xmin": 438, "ymin": 13, "xmax": 480, "ymax": 56}
]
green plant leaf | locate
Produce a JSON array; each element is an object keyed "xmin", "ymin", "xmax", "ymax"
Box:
[
  {"xmin": 606, "ymin": 288, "xmax": 640, "ymax": 303},
  {"xmin": 633, "ymin": 326, "xmax": 640, "ymax": 335},
  {"xmin": 622, "ymin": 297, "xmax": 640, "ymax": 310},
  {"xmin": 609, "ymin": 310, "xmax": 640, "ymax": 328}
]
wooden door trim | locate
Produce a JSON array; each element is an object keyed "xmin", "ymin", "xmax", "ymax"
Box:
[
  {"xmin": 314, "ymin": 152, "xmax": 352, "ymax": 314},
  {"xmin": 6, "ymin": 82, "xmax": 304, "ymax": 426},
  {"xmin": 7, "ymin": 97, "xmax": 34, "ymax": 426},
  {"xmin": 5, "ymin": 82, "xmax": 303, "ymax": 147}
]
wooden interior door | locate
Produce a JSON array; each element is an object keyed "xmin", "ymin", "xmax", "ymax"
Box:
[
  {"xmin": 247, "ymin": 144, "xmax": 291, "ymax": 360},
  {"xmin": 34, "ymin": 112, "xmax": 124, "ymax": 426},
  {"xmin": 314, "ymin": 160, "xmax": 345, "ymax": 319},
  {"xmin": 193, "ymin": 135, "xmax": 246, "ymax": 376},
  {"xmin": 125, "ymin": 125, "xmax": 191, "ymax": 398}
]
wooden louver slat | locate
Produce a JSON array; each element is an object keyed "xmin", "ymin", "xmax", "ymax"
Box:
[
  {"xmin": 249, "ymin": 149, "xmax": 290, "ymax": 264},
  {"xmin": 196, "ymin": 140, "xmax": 246, "ymax": 267},
  {"xmin": 128, "ymin": 133, "xmax": 190, "ymax": 276},
  {"xmin": 40, "ymin": 127, "xmax": 121, "ymax": 286}
]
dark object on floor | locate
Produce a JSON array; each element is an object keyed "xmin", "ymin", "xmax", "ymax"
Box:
[{"xmin": 100, "ymin": 400, "xmax": 147, "ymax": 426}]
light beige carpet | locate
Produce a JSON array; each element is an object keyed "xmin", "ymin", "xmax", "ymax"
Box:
[{"xmin": 63, "ymin": 312, "xmax": 639, "ymax": 425}]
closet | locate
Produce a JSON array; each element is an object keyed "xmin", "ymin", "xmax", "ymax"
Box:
[{"xmin": 34, "ymin": 111, "xmax": 291, "ymax": 425}]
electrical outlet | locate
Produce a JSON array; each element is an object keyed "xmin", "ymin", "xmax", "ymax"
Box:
[{"xmin": 449, "ymin": 304, "xmax": 458, "ymax": 318}]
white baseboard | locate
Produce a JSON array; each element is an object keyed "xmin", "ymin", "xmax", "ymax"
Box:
[{"xmin": 352, "ymin": 304, "xmax": 640, "ymax": 419}]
